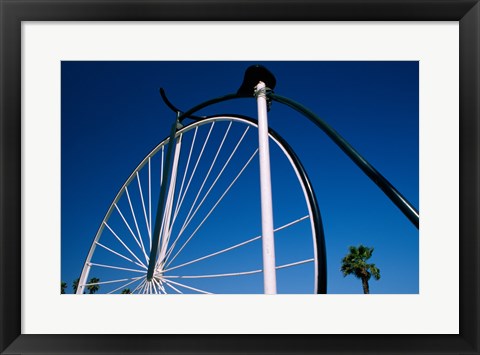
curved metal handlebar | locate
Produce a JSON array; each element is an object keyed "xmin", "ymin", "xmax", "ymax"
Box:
[{"xmin": 159, "ymin": 88, "xmax": 206, "ymax": 121}]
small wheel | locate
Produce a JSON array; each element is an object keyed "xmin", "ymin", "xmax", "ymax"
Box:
[{"xmin": 77, "ymin": 115, "xmax": 325, "ymax": 294}]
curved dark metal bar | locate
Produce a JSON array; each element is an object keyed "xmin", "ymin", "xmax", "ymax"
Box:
[
  {"xmin": 159, "ymin": 88, "xmax": 182, "ymax": 114},
  {"xmin": 203, "ymin": 113, "xmax": 327, "ymax": 294},
  {"xmin": 177, "ymin": 93, "xmax": 243, "ymax": 122},
  {"xmin": 268, "ymin": 92, "xmax": 419, "ymax": 229},
  {"xmin": 159, "ymin": 88, "xmax": 206, "ymax": 121}
]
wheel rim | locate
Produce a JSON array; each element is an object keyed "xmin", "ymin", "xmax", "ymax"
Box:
[{"xmin": 77, "ymin": 115, "xmax": 324, "ymax": 294}]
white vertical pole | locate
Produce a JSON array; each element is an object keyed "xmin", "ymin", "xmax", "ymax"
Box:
[{"xmin": 255, "ymin": 81, "xmax": 277, "ymax": 294}]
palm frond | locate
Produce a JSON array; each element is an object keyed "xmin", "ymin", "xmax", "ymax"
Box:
[{"xmin": 340, "ymin": 244, "xmax": 381, "ymax": 287}]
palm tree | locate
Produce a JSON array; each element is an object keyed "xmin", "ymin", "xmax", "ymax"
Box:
[
  {"xmin": 72, "ymin": 278, "xmax": 79, "ymax": 294},
  {"xmin": 87, "ymin": 277, "xmax": 100, "ymax": 294},
  {"xmin": 121, "ymin": 288, "xmax": 132, "ymax": 294},
  {"xmin": 340, "ymin": 245, "xmax": 380, "ymax": 294},
  {"xmin": 61, "ymin": 281, "xmax": 67, "ymax": 294}
]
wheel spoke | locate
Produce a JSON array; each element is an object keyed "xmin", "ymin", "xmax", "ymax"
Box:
[
  {"xmin": 160, "ymin": 145, "xmax": 164, "ymax": 187},
  {"xmin": 148, "ymin": 157, "xmax": 152, "ymax": 251},
  {"xmin": 108, "ymin": 276, "xmax": 145, "ymax": 294},
  {"xmin": 152, "ymin": 278, "xmax": 166, "ymax": 294},
  {"xmin": 173, "ymin": 123, "xmax": 215, "ymax": 223},
  {"xmin": 164, "ymin": 148, "xmax": 259, "ymax": 268},
  {"xmin": 179, "ymin": 126, "xmax": 250, "ymax": 237},
  {"xmin": 103, "ymin": 222, "xmax": 147, "ymax": 268},
  {"xmin": 172, "ymin": 127, "xmax": 198, "ymax": 219},
  {"xmin": 132, "ymin": 278, "xmax": 147, "ymax": 294},
  {"xmin": 159, "ymin": 280, "xmax": 167, "ymax": 294},
  {"xmin": 164, "ymin": 215, "xmax": 310, "ymax": 273},
  {"xmin": 114, "ymin": 204, "xmax": 143, "ymax": 253},
  {"xmin": 84, "ymin": 276, "xmax": 143, "ymax": 286},
  {"xmin": 165, "ymin": 269, "xmax": 261, "ymax": 279},
  {"xmin": 95, "ymin": 241, "xmax": 146, "ymax": 270},
  {"xmin": 163, "ymin": 280, "xmax": 183, "ymax": 294},
  {"xmin": 165, "ymin": 259, "xmax": 315, "ymax": 280},
  {"xmin": 152, "ymin": 278, "xmax": 160, "ymax": 290},
  {"xmin": 125, "ymin": 186, "xmax": 149, "ymax": 263},
  {"xmin": 172, "ymin": 122, "xmax": 232, "ymax": 228},
  {"xmin": 162, "ymin": 278, "xmax": 212, "ymax": 294},
  {"xmin": 276, "ymin": 258, "xmax": 314, "ymax": 270},
  {"xmin": 166, "ymin": 122, "xmax": 215, "ymax": 238},
  {"xmin": 165, "ymin": 122, "xmax": 215, "ymax": 245},
  {"xmin": 140, "ymin": 280, "xmax": 148, "ymax": 294},
  {"xmin": 89, "ymin": 262, "xmax": 146, "ymax": 274},
  {"xmin": 164, "ymin": 126, "xmax": 251, "ymax": 264},
  {"xmin": 136, "ymin": 171, "xmax": 151, "ymax": 239},
  {"xmin": 163, "ymin": 236, "xmax": 261, "ymax": 274}
]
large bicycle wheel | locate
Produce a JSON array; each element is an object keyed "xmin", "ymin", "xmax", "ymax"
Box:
[{"xmin": 76, "ymin": 115, "xmax": 325, "ymax": 294}]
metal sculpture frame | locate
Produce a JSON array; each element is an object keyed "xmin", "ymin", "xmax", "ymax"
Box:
[{"xmin": 144, "ymin": 66, "xmax": 419, "ymax": 294}]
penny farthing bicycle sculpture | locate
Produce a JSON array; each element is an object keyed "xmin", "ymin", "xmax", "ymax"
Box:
[{"xmin": 76, "ymin": 65, "xmax": 419, "ymax": 295}]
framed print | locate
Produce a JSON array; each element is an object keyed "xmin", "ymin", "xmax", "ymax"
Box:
[{"xmin": 1, "ymin": 0, "xmax": 479, "ymax": 354}]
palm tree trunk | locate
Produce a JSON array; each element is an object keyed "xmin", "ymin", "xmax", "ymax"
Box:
[{"xmin": 361, "ymin": 277, "xmax": 370, "ymax": 294}]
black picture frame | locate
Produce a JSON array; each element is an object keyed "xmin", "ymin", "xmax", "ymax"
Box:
[{"xmin": 1, "ymin": 0, "xmax": 478, "ymax": 354}]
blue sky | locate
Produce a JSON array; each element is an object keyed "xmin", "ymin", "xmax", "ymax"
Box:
[{"xmin": 61, "ymin": 61, "xmax": 419, "ymax": 294}]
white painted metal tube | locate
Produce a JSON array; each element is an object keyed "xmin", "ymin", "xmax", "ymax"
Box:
[
  {"xmin": 157, "ymin": 137, "xmax": 183, "ymax": 270},
  {"xmin": 256, "ymin": 81, "xmax": 277, "ymax": 294},
  {"xmin": 76, "ymin": 262, "xmax": 91, "ymax": 294}
]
